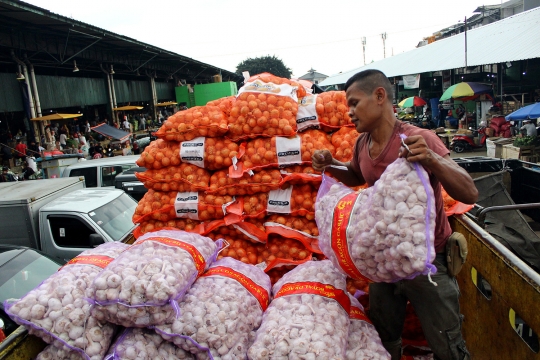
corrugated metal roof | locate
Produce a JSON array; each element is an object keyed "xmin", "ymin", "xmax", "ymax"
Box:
[
  {"xmin": 36, "ymin": 75, "xmax": 108, "ymax": 110},
  {"xmin": 320, "ymin": 7, "xmax": 540, "ymax": 86},
  {"xmin": 113, "ymin": 79, "xmax": 151, "ymax": 104},
  {"xmin": 0, "ymin": 73, "xmax": 24, "ymax": 112}
]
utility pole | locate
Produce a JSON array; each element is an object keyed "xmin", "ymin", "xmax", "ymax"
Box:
[
  {"xmin": 381, "ymin": 33, "xmax": 387, "ymax": 58},
  {"xmin": 464, "ymin": 16, "xmax": 468, "ymax": 67},
  {"xmin": 361, "ymin": 37, "xmax": 366, "ymax": 65}
]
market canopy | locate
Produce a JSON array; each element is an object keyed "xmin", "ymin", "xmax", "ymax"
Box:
[
  {"xmin": 320, "ymin": 7, "xmax": 540, "ymax": 86},
  {"xmin": 505, "ymin": 103, "xmax": 540, "ymax": 121},
  {"xmin": 31, "ymin": 113, "xmax": 80, "ymax": 121},
  {"xmin": 113, "ymin": 106, "xmax": 144, "ymax": 111},
  {"xmin": 156, "ymin": 101, "xmax": 177, "ymax": 107},
  {"xmin": 91, "ymin": 123, "xmax": 130, "ymax": 141}
]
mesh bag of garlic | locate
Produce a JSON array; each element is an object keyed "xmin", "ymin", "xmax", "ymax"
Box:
[
  {"xmin": 155, "ymin": 257, "xmax": 271, "ymax": 359},
  {"xmin": 346, "ymin": 294, "xmax": 391, "ymax": 360},
  {"xmin": 248, "ymin": 260, "xmax": 350, "ymax": 359},
  {"xmin": 88, "ymin": 230, "xmax": 221, "ymax": 328},
  {"xmin": 104, "ymin": 327, "xmax": 195, "ymax": 360},
  {"xmin": 315, "ymin": 157, "xmax": 436, "ymax": 283},
  {"xmin": 4, "ymin": 243, "xmax": 128, "ymax": 360}
]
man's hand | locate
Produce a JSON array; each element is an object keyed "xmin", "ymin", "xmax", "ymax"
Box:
[
  {"xmin": 399, "ymin": 135, "xmax": 434, "ymax": 167},
  {"xmin": 312, "ymin": 149, "xmax": 334, "ymax": 171}
]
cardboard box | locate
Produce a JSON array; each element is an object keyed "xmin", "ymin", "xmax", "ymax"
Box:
[{"xmin": 486, "ymin": 139, "xmax": 496, "ymax": 158}]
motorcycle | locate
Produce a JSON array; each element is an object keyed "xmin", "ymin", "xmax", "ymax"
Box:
[{"xmin": 450, "ymin": 126, "xmax": 488, "ymax": 153}]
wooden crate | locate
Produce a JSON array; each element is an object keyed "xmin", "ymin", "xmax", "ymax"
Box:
[
  {"xmin": 502, "ymin": 145, "xmax": 535, "ymax": 159},
  {"xmin": 520, "ymin": 155, "xmax": 539, "ymax": 163}
]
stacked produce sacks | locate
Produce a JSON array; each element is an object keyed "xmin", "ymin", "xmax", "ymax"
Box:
[{"xmin": 133, "ymin": 72, "xmax": 358, "ymax": 280}]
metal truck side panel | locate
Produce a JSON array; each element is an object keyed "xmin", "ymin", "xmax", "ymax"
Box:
[
  {"xmin": 0, "ymin": 328, "xmax": 45, "ymax": 360},
  {"xmin": 452, "ymin": 215, "xmax": 540, "ymax": 359},
  {"xmin": 0, "ymin": 205, "xmax": 37, "ymax": 248}
]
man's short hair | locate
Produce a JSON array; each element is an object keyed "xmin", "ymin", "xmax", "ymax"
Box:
[{"xmin": 344, "ymin": 69, "xmax": 394, "ymax": 103}]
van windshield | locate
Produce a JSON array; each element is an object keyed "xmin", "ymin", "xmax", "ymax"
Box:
[{"xmin": 89, "ymin": 193, "xmax": 137, "ymax": 240}]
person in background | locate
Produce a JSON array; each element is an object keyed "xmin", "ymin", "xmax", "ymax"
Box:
[
  {"xmin": 27, "ymin": 140, "xmax": 39, "ymax": 157},
  {"xmin": 0, "ymin": 166, "xmax": 17, "ymax": 182},
  {"xmin": 20, "ymin": 161, "xmax": 35, "ymax": 180},
  {"xmin": 14, "ymin": 139, "xmax": 27, "ymax": 166},
  {"xmin": 140, "ymin": 115, "xmax": 146, "ymax": 131},
  {"xmin": 59, "ymin": 131, "xmax": 67, "ymax": 148},
  {"xmin": 132, "ymin": 141, "xmax": 140, "ymax": 155},
  {"xmin": 123, "ymin": 116, "xmax": 130, "ymax": 131},
  {"xmin": 85, "ymin": 120, "xmax": 92, "ymax": 135},
  {"xmin": 312, "ymin": 69, "xmax": 475, "ymax": 360},
  {"xmin": 520, "ymin": 119, "xmax": 537, "ymax": 137},
  {"xmin": 122, "ymin": 142, "xmax": 132, "ymax": 156},
  {"xmin": 1, "ymin": 145, "xmax": 13, "ymax": 168},
  {"xmin": 438, "ymin": 104, "xmax": 446, "ymax": 128}
]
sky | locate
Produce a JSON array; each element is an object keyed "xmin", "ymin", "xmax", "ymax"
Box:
[{"xmin": 26, "ymin": 0, "xmax": 496, "ymax": 78}]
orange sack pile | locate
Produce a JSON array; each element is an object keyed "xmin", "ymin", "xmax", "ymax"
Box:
[
  {"xmin": 331, "ymin": 126, "xmax": 361, "ymax": 162},
  {"xmin": 133, "ymin": 189, "xmax": 239, "ymax": 223},
  {"xmin": 227, "ymin": 73, "xmax": 304, "ymax": 141},
  {"xmin": 136, "ymin": 138, "xmax": 239, "ymax": 170},
  {"xmin": 206, "ymin": 96, "xmax": 235, "ymax": 117},
  {"xmin": 230, "ymin": 129, "xmax": 335, "ymax": 177},
  {"xmin": 135, "ymin": 163, "xmax": 210, "ymax": 192},
  {"xmin": 155, "ymin": 105, "xmax": 228, "ymax": 142},
  {"xmin": 207, "ymin": 169, "xmax": 283, "ymax": 196},
  {"xmin": 316, "ymin": 91, "xmax": 353, "ymax": 129}
]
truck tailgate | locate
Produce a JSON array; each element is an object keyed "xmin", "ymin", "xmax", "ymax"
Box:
[
  {"xmin": 452, "ymin": 215, "xmax": 540, "ymax": 359},
  {"xmin": 0, "ymin": 327, "xmax": 45, "ymax": 360}
]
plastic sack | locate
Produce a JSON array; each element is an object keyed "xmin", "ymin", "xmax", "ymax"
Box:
[
  {"xmin": 346, "ymin": 295, "xmax": 390, "ymax": 360},
  {"xmin": 280, "ymin": 165, "xmax": 322, "ymax": 185},
  {"xmin": 105, "ymin": 328, "xmax": 194, "ymax": 360},
  {"xmin": 206, "ymin": 96, "xmax": 235, "ymax": 117},
  {"xmin": 135, "ymin": 164, "xmax": 210, "ymax": 192},
  {"xmin": 133, "ymin": 190, "xmax": 235, "ymax": 223},
  {"xmin": 133, "ymin": 219, "xmax": 222, "ymax": 239},
  {"xmin": 36, "ymin": 344, "xmax": 86, "ymax": 360},
  {"xmin": 442, "ymin": 187, "xmax": 473, "ymax": 216},
  {"xmin": 246, "ymin": 72, "xmax": 306, "ymax": 98},
  {"xmin": 155, "ymin": 106, "xmax": 228, "ymax": 142},
  {"xmin": 209, "ymin": 218, "xmax": 267, "ymax": 244},
  {"xmin": 229, "ymin": 130, "xmax": 335, "ymax": 178},
  {"xmin": 136, "ymin": 138, "xmax": 239, "ymax": 170},
  {"xmin": 331, "ymin": 126, "xmax": 361, "ymax": 162},
  {"xmin": 261, "ymin": 234, "xmax": 313, "ymax": 272},
  {"xmin": 4, "ymin": 243, "xmax": 128, "ymax": 360},
  {"xmin": 155, "ymin": 258, "xmax": 271, "ymax": 359},
  {"xmin": 315, "ymin": 156, "xmax": 436, "ymax": 283},
  {"xmin": 296, "ymin": 92, "xmax": 353, "ymax": 132},
  {"xmin": 89, "ymin": 230, "xmax": 221, "ymax": 328},
  {"xmin": 248, "ymin": 260, "xmax": 350, "ymax": 359},
  {"xmin": 208, "ymin": 168, "xmax": 283, "ymax": 196},
  {"xmin": 264, "ymin": 214, "xmax": 321, "ymax": 254}
]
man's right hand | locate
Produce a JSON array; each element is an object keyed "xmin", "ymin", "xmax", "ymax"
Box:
[{"xmin": 312, "ymin": 149, "xmax": 334, "ymax": 171}]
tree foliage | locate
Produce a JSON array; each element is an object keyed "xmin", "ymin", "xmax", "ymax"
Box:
[{"xmin": 236, "ymin": 55, "xmax": 292, "ymax": 79}]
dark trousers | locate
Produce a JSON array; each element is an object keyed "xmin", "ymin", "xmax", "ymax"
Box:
[{"xmin": 369, "ymin": 253, "xmax": 470, "ymax": 360}]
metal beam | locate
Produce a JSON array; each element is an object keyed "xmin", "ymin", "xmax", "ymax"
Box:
[
  {"xmin": 62, "ymin": 37, "xmax": 102, "ymax": 64},
  {"xmin": 133, "ymin": 53, "xmax": 159, "ymax": 72}
]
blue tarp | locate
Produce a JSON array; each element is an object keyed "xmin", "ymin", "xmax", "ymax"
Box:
[{"xmin": 91, "ymin": 123, "xmax": 130, "ymax": 141}]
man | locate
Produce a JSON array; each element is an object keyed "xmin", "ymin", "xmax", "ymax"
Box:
[
  {"xmin": 0, "ymin": 166, "xmax": 17, "ymax": 182},
  {"xmin": 59, "ymin": 132, "xmax": 67, "ymax": 148},
  {"xmin": 140, "ymin": 115, "xmax": 146, "ymax": 131},
  {"xmin": 520, "ymin": 119, "xmax": 537, "ymax": 137},
  {"xmin": 14, "ymin": 140, "xmax": 27, "ymax": 165},
  {"xmin": 123, "ymin": 117, "xmax": 130, "ymax": 132},
  {"xmin": 20, "ymin": 161, "xmax": 35, "ymax": 180},
  {"xmin": 312, "ymin": 70, "xmax": 477, "ymax": 360}
]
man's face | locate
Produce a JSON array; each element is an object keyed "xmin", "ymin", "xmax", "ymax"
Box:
[{"xmin": 346, "ymin": 84, "xmax": 381, "ymax": 133}]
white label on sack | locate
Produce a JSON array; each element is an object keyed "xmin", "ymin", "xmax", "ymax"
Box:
[
  {"xmin": 267, "ymin": 187, "xmax": 293, "ymax": 214},
  {"xmin": 174, "ymin": 191, "xmax": 199, "ymax": 220},
  {"xmin": 275, "ymin": 136, "xmax": 302, "ymax": 166},
  {"xmin": 180, "ymin": 137, "xmax": 205, "ymax": 168},
  {"xmin": 296, "ymin": 94, "xmax": 319, "ymax": 131},
  {"xmin": 238, "ymin": 80, "xmax": 298, "ymax": 102}
]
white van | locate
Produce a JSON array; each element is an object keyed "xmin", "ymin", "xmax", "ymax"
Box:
[{"xmin": 61, "ymin": 155, "xmax": 140, "ymax": 188}]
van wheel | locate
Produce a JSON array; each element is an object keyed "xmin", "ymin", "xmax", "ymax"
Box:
[{"xmin": 453, "ymin": 142, "xmax": 466, "ymax": 153}]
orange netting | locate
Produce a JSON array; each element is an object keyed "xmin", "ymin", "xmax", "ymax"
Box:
[
  {"xmin": 207, "ymin": 168, "xmax": 283, "ymax": 196},
  {"xmin": 331, "ymin": 126, "xmax": 361, "ymax": 162},
  {"xmin": 155, "ymin": 105, "xmax": 228, "ymax": 141},
  {"xmin": 135, "ymin": 164, "xmax": 210, "ymax": 192}
]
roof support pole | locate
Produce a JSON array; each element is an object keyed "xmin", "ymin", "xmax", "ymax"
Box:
[
  {"xmin": 100, "ymin": 63, "xmax": 115, "ymax": 125},
  {"xmin": 26, "ymin": 60, "xmax": 45, "ymax": 143},
  {"xmin": 148, "ymin": 72, "xmax": 158, "ymax": 125},
  {"xmin": 12, "ymin": 51, "xmax": 38, "ymax": 143}
]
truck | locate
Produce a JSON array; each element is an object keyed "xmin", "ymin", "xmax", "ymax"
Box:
[
  {"xmin": 0, "ymin": 177, "xmax": 137, "ymax": 263},
  {"xmin": 2, "ymin": 158, "xmax": 540, "ymax": 359}
]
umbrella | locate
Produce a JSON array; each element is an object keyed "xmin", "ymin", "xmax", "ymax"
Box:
[
  {"xmin": 398, "ymin": 96, "xmax": 427, "ymax": 108},
  {"xmin": 91, "ymin": 123, "xmax": 131, "ymax": 141},
  {"xmin": 505, "ymin": 103, "xmax": 540, "ymax": 121},
  {"xmin": 113, "ymin": 105, "xmax": 144, "ymax": 111},
  {"xmin": 440, "ymin": 82, "xmax": 492, "ymax": 101},
  {"xmin": 31, "ymin": 113, "xmax": 80, "ymax": 121},
  {"xmin": 156, "ymin": 101, "xmax": 177, "ymax": 107}
]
